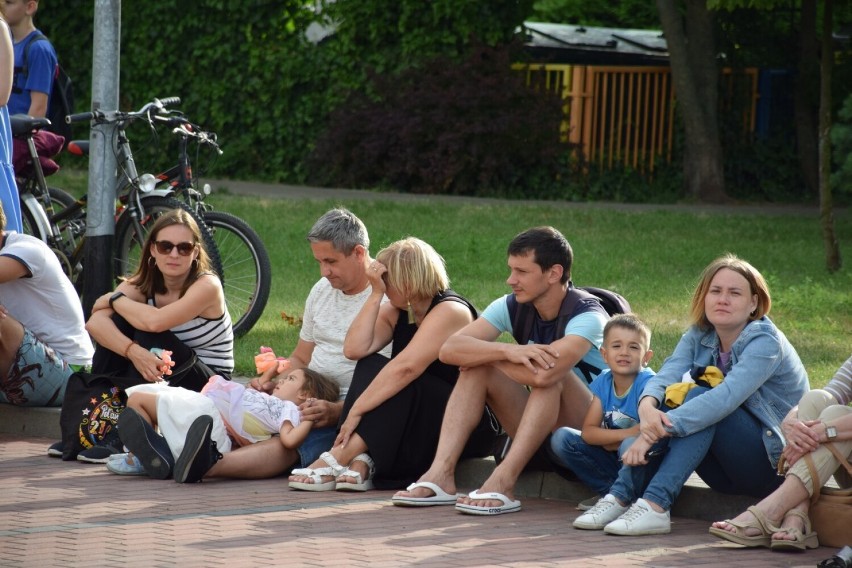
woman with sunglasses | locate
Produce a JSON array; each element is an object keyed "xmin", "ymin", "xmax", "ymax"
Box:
[{"xmin": 86, "ymin": 209, "xmax": 234, "ymax": 393}]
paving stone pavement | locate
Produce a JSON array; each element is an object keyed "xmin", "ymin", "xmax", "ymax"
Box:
[{"xmin": 0, "ymin": 434, "xmax": 836, "ymax": 568}]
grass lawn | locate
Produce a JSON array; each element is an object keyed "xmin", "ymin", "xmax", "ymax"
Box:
[{"xmin": 51, "ymin": 169, "xmax": 851, "ymax": 386}]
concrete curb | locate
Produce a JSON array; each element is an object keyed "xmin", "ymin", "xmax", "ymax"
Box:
[
  {"xmin": 206, "ymin": 178, "xmax": 833, "ymax": 218},
  {"xmin": 2, "ymin": 401, "xmax": 755, "ymax": 523}
]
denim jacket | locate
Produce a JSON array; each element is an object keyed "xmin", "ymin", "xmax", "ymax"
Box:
[{"xmin": 642, "ymin": 316, "xmax": 809, "ymax": 467}]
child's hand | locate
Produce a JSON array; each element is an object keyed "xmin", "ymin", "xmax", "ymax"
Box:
[{"xmin": 255, "ymin": 347, "xmax": 290, "ymax": 375}]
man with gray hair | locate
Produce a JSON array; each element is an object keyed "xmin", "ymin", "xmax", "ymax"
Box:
[{"xmin": 173, "ymin": 208, "xmax": 390, "ymax": 482}]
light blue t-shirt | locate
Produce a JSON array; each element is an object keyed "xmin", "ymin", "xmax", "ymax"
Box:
[
  {"xmin": 591, "ymin": 367, "xmax": 656, "ymax": 429},
  {"xmin": 481, "ymin": 294, "xmax": 607, "ymax": 383}
]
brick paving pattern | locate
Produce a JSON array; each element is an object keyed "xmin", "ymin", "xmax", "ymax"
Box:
[{"xmin": 0, "ymin": 434, "xmax": 835, "ymax": 567}]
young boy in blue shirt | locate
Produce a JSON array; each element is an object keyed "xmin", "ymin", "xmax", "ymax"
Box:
[{"xmin": 548, "ymin": 313, "xmax": 655, "ymax": 513}]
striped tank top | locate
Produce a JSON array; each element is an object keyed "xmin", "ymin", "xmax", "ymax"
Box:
[{"xmin": 148, "ymin": 296, "xmax": 234, "ymax": 374}]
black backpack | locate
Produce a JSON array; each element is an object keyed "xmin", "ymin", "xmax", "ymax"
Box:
[
  {"xmin": 15, "ymin": 33, "xmax": 74, "ymax": 145},
  {"xmin": 506, "ymin": 285, "xmax": 631, "ymax": 383}
]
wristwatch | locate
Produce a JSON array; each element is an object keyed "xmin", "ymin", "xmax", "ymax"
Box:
[
  {"xmin": 109, "ymin": 291, "xmax": 126, "ymax": 309},
  {"xmin": 826, "ymin": 424, "xmax": 838, "ymax": 440}
]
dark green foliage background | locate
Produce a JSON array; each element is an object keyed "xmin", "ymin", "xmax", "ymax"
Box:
[
  {"xmin": 42, "ymin": 1, "xmax": 536, "ymax": 187},
  {"xmin": 40, "ymin": 1, "xmax": 849, "ymax": 204},
  {"xmin": 307, "ymin": 42, "xmax": 574, "ymax": 198}
]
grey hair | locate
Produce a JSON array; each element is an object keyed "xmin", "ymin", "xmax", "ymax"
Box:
[{"xmin": 306, "ymin": 208, "xmax": 369, "ymax": 255}]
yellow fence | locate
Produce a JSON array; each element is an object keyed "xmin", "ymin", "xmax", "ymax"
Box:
[{"xmin": 521, "ymin": 64, "xmax": 758, "ymax": 174}]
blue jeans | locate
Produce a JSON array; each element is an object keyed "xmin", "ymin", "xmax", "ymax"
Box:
[
  {"xmin": 297, "ymin": 426, "xmax": 337, "ymax": 469},
  {"xmin": 609, "ymin": 386, "xmax": 782, "ymax": 511},
  {"xmin": 549, "ymin": 427, "xmax": 630, "ymax": 495}
]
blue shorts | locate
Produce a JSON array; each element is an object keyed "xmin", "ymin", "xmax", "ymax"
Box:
[
  {"xmin": 296, "ymin": 426, "xmax": 337, "ymax": 469},
  {"xmin": 0, "ymin": 328, "xmax": 72, "ymax": 407}
]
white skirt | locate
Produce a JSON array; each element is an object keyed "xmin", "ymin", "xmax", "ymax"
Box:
[{"xmin": 125, "ymin": 383, "xmax": 233, "ymax": 458}]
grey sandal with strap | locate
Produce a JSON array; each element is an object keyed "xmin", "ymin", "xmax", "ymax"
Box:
[
  {"xmin": 709, "ymin": 505, "xmax": 779, "ymax": 548},
  {"xmin": 770, "ymin": 508, "xmax": 819, "ymax": 551},
  {"xmin": 336, "ymin": 453, "xmax": 376, "ymax": 492}
]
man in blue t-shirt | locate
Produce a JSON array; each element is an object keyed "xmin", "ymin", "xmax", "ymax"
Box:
[
  {"xmin": 6, "ymin": 0, "xmax": 57, "ymax": 117},
  {"xmin": 393, "ymin": 226, "xmax": 608, "ymax": 516}
]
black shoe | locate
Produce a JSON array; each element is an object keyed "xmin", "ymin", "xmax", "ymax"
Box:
[
  {"xmin": 117, "ymin": 408, "xmax": 175, "ymax": 480},
  {"xmin": 47, "ymin": 440, "xmax": 64, "ymax": 458},
  {"xmin": 174, "ymin": 415, "xmax": 222, "ymax": 484},
  {"xmin": 76, "ymin": 439, "xmax": 123, "ymax": 464}
]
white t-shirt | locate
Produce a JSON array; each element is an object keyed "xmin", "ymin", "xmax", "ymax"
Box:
[
  {"xmin": 0, "ymin": 232, "xmax": 94, "ymax": 364},
  {"xmin": 300, "ymin": 277, "xmax": 391, "ymax": 397},
  {"xmin": 203, "ymin": 375, "xmax": 301, "ymax": 444}
]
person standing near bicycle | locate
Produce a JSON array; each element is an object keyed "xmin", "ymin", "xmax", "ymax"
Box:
[
  {"xmin": 5, "ymin": 0, "xmax": 56, "ymax": 118},
  {"xmin": 72, "ymin": 209, "xmax": 234, "ymax": 465},
  {"xmin": 3, "ymin": 0, "xmax": 59, "ymax": 232},
  {"xmin": 0, "ymin": 200, "xmax": 93, "ymax": 406},
  {"xmin": 0, "ymin": 10, "xmax": 22, "ymax": 232}
]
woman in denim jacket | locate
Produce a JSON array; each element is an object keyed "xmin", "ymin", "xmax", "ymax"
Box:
[{"xmin": 573, "ymin": 254, "xmax": 809, "ymax": 536}]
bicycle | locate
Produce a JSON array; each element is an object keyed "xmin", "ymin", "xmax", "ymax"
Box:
[
  {"xmin": 66, "ymin": 98, "xmax": 271, "ymax": 335},
  {"xmin": 12, "ymin": 114, "xmax": 81, "ymax": 278},
  {"xmin": 13, "ymin": 102, "xmax": 219, "ymax": 301}
]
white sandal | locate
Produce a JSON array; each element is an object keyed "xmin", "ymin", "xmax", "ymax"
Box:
[
  {"xmin": 289, "ymin": 451, "xmax": 344, "ymax": 491},
  {"xmin": 336, "ymin": 453, "xmax": 376, "ymax": 492}
]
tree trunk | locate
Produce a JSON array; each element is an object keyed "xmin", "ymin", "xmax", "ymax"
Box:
[
  {"xmin": 657, "ymin": 0, "xmax": 729, "ymax": 203},
  {"xmin": 795, "ymin": 0, "xmax": 819, "ymax": 198},
  {"xmin": 818, "ymin": 0, "xmax": 841, "ymax": 271}
]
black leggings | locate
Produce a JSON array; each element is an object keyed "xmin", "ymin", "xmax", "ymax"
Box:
[{"xmin": 90, "ymin": 313, "xmax": 216, "ymax": 392}]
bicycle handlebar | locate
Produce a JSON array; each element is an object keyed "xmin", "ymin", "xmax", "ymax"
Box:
[
  {"xmin": 66, "ymin": 111, "xmax": 94, "ymax": 124},
  {"xmin": 65, "ymin": 96, "xmax": 182, "ymax": 124},
  {"xmin": 150, "ymin": 114, "xmax": 222, "ymax": 154}
]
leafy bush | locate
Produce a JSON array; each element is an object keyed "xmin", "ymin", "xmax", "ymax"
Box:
[
  {"xmin": 723, "ymin": 135, "xmax": 809, "ymax": 202},
  {"xmin": 308, "ymin": 43, "xmax": 575, "ymax": 198},
  {"xmin": 582, "ymin": 163, "xmax": 683, "ymax": 203},
  {"xmin": 42, "ymin": 1, "xmax": 532, "ymax": 186},
  {"xmin": 832, "ymin": 92, "xmax": 852, "ymax": 196}
]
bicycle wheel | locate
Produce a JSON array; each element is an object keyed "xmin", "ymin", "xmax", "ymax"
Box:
[
  {"xmin": 199, "ymin": 211, "xmax": 271, "ymax": 336},
  {"xmin": 20, "ymin": 187, "xmax": 76, "ymax": 239},
  {"xmin": 21, "ymin": 187, "xmax": 81, "ymax": 280},
  {"xmin": 113, "ymin": 196, "xmax": 222, "ymax": 282}
]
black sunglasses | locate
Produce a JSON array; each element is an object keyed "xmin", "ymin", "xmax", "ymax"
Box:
[{"xmin": 154, "ymin": 240, "xmax": 196, "ymax": 256}]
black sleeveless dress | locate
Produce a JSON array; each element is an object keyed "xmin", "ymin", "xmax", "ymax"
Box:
[{"xmin": 339, "ymin": 289, "xmax": 496, "ymax": 489}]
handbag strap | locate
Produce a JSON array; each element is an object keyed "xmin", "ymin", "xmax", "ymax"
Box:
[
  {"xmin": 825, "ymin": 442, "xmax": 852, "ymax": 476},
  {"xmin": 805, "ymin": 442, "xmax": 852, "ymax": 505},
  {"xmin": 805, "ymin": 453, "xmax": 822, "ymax": 505}
]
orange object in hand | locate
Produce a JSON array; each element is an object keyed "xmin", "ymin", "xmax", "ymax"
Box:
[
  {"xmin": 150, "ymin": 348, "xmax": 175, "ymax": 376},
  {"xmin": 254, "ymin": 346, "xmax": 290, "ymax": 375}
]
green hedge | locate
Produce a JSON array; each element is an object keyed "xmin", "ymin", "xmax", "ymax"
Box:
[{"xmin": 42, "ymin": 1, "xmax": 532, "ymax": 185}]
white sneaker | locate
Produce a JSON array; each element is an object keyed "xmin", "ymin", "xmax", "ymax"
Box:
[
  {"xmin": 604, "ymin": 498, "xmax": 671, "ymax": 535},
  {"xmin": 573, "ymin": 494, "xmax": 628, "ymax": 530}
]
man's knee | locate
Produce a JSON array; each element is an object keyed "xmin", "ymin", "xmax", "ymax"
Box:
[
  {"xmin": 458, "ymin": 365, "xmax": 493, "ymax": 387},
  {"xmin": 0, "ymin": 314, "xmax": 24, "ymax": 352}
]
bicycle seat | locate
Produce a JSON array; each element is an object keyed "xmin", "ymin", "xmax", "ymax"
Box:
[
  {"xmin": 66, "ymin": 140, "xmax": 89, "ymax": 156},
  {"xmin": 9, "ymin": 114, "xmax": 52, "ymax": 138}
]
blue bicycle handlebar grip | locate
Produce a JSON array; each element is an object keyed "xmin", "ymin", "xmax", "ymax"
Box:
[{"xmin": 66, "ymin": 112, "xmax": 94, "ymax": 124}]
